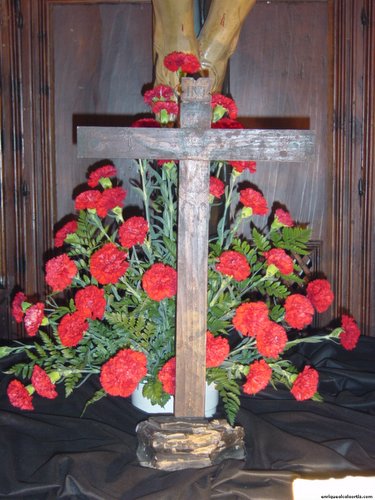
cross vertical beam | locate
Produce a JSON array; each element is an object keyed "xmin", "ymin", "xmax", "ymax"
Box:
[{"xmin": 175, "ymin": 78, "xmax": 212, "ymax": 417}]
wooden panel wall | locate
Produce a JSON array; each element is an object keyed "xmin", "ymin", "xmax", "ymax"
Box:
[{"xmin": 0, "ymin": 0, "xmax": 373, "ymax": 337}]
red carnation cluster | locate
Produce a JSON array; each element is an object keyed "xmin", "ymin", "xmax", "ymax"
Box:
[
  {"xmin": 211, "ymin": 94, "xmax": 238, "ymax": 120},
  {"xmin": 256, "ymin": 321, "xmax": 287, "ymax": 358},
  {"xmin": 24, "ymin": 303, "xmax": 45, "ymax": 337},
  {"xmin": 275, "ymin": 208, "xmax": 294, "ymax": 227},
  {"xmin": 11, "ymin": 291, "xmax": 27, "ymax": 323},
  {"xmin": 206, "ymin": 331, "xmax": 230, "ymax": 368},
  {"xmin": 118, "ymin": 216, "xmax": 149, "ymax": 248},
  {"xmin": 239, "ymin": 188, "xmax": 268, "ymax": 215},
  {"xmin": 229, "ymin": 161, "xmax": 257, "ymax": 174},
  {"xmin": 75, "ymin": 285, "xmax": 106, "ymax": 320},
  {"xmin": 142, "ymin": 263, "xmax": 177, "ymax": 301},
  {"xmin": 31, "ymin": 365, "xmax": 58, "ymax": 399},
  {"xmin": 306, "ymin": 279, "xmax": 334, "ymax": 313},
  {"xmin": 75, "ymin": 190, "xmax": 101, "ymax": 211},
  {"xmin": 75, "ymin": 187, "xmax": 126, "ymax": 218},
  {"xmin": 100, "ymin": 349, "xmax": 147, "ymax": 397},
  {"xmin": 7, "ymin": 380, "xmax": 34, "ymax": 411},
  {"xmin": 340, "ymin": 315, "xmax": 361, "ymax": 350},
  {"xmin": 232, "ymin": 301, "xmax": 270, "ymax": 337},
  {"xmin": 209, "ymin": 176, "xmax": 225, "ymax": 198},
  {"xmin": 216, "ymin": 250, "xmax": 250, "ymax": 281},
  {"xmin": 54, "ymin": 220, "xmax": 78, "ymax": 248},
  {"xmin": 57, "ymin": 311, "xmax": 89, "ymax": 347},
  {"xmin": 96, "ymin": 187, "xmax": 127, "ymax": 218},
  {"xmin": 211, "ymin": 118, "xmax": 243, "ymax": 129},
  {"xmin": 264, "ymin": 248, "xmax": 294, "ymax": 275},
  {"xmin": 290, "ymin": 366, "xmax": 319, "ymax": 401},
  {"xmin": 87, "ymin": 165, "xmax": 117, "ymax": 188},
  {"xmin": 132, "ymin": 118, "xmax": 160, "ymax": 128},
  {"xmin": 284, "ymin": 294, "xmax": 314, "ymax": 330},
  {"xmin": 144, "ymin": 84, "xmax": 175, "ymax": 106},
  {"xmin": 45, "ymin": 254, "xmax": 78, "ymax": 292},
  {"xmin": 164, "ymin": 52, "xmax": 201, "ymax": 74},
  {"xmin": 158, "ymin": 357, "xmax": 176, "ymax": 395},
  {"xmin": 243, "ymin": 359, "xmax": 272, "ymax": 395},
  {"xmin": 90, "ymin": 243, "xmax": 129, "ymax": 285},
  {"xmin": 152, "ymin": 100, "xmax": 179, "ymax": 117}
]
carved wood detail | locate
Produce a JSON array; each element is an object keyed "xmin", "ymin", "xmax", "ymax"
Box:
[{"xmin": 332, "ymin": 0, "xmax": 374, "ymax": 335}]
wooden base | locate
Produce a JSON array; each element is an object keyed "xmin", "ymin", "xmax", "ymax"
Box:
[{"xmin": 136, "ymin": 416, "xmax": 245, "ymax": 470}]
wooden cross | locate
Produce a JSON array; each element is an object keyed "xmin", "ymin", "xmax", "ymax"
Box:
[{"xmin": 77, "ymin": 77, "xmax": 314, "ymax": 418}]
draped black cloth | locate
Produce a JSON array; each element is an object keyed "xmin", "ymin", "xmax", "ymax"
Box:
[{"xmin": 0, "ymin": 336, "xmax": 374, "ymax": 499}]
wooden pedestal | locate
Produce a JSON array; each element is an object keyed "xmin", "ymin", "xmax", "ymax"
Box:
[{"xmin": 136, "ymin": 416, "xmax": 245, "ymax": 471}]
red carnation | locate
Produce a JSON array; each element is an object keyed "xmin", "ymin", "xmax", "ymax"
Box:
[
  {"xmin": 90, "ymin": 243, "xmax": 129, "ymax": 285},
  {"xmin": 45, "ymin": 254, "xmax": 78, "ymax": 292},
  {"xmin": 100, "ymin": 349, "xmax": 147, "ymax": 397},
  {"xmin": 290, "ymin": 366, "xmax": 319, "ymax": 401},
  {"xmin": 75, "ymin": 190, "xmax": 101, "ymax": 211},
  {"xmin": 211, "ymin": 118, "xmax": 244, "ymax": 129},
  {"xmin": 158, "ymin": 357, "xmax": 176, "ymax": 395},
  {"xmin": 264, "ymin": 248, "xmax": 294, "ymax": 275},
  {"xmin": 57, "ymin": 311, "xmax": 89, "ymax": 347},
  {"xmin": 96, "ymin": 187, "xmax": 127, "ymax": 218},
  {"xmin": 132, "ymin": 118, "xmax": 160, "ymax": 128},
  {"xmin": 206, "ymin": 331, "xmax": 230, "ymax": 368},
  {"xmin": 216, "ymin": 250, "xmax": 250, "ymax": 281},
  {"xmin": 75, "ymin": 285, "xmax": 106, "ymax": 320},
  {"xmin": 151, "ymin": 100, "xmax": 179, "ymax": 116},
  {"xmin": 118, "ymin": 216, "xmax": 149, "ymax": 248},
  {"xmin": 11, "ymin": 291, "xmax": 27, "ymax": 323},
  {"xmin": 256, "ymin": 321, "xmax": 287, "ymax": 358},
  {"xmin": 232, "ymin": 301, "xmax": 269, "ymax": 337},
  {"xmin": 209, "ymin": 176, "xmax": 225, "ymax": 198},
  {"xmin": 144, "ymin": 84, "xmax": 175, "ymax": 106},
  {"xmin": 284, "ymin": 294, "xmax": 314, "ymax": 330},
  {"xmin": 31, "ymin": 365, "xmax": 58, "ymax": 399},
  {"xmin": 243, "ymin": 359, "xmax": 272, "ymax": 395},
  {"xmin": 24, "ymin": 303, "xmax": 45, "ymax": 337},
  {"xmin": 87, "ymin": 165, "xmax": 117, "ymax": 188},
  {"xmin": 142, "ymin": 263, "xmax": 177, "ymax": 301},
  {"xmin": 180, "ymin": 53, "xmax": 201, "ymax": 73},
  {"xmin": 7, "ymin": 380, "xmax": 34, "ymax": 410},
  {"xmin": 306, "ymin": 279, "xmax": 334, "ymax": 313},
  {"xmin": 275, "ymin": 208, "xmax": 294, "ymax": 227},
  {"xmin": 54, "ymin": 220, "xmax": 78, "ymax": 248},
  {"xmin": 340, "ymin": 315, "xmax": 361, "ymax": 351},
  {"xmin": 229, "ymin": 161, "xmax": 257, "ymax": 174},
  {"xmin": 239, "ymin": 188, "xmax": 268, "ymax": 215},
  {"xmin": 211, "ymin": 94, "xmax": 238, "ymax": 120},
  {"xmin": 164, "ymin": 52, "xmax": 201, "ymax": 74}
]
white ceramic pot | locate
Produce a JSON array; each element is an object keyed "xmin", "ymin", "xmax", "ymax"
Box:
[{"xmin": 131, "ymin": 382, "xmax": 219, "ymax": 417}]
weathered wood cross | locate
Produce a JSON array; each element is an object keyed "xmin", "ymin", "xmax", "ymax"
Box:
[{"xmin": 77, "ymin": 77, "xmax": 314, "ymax": 418}]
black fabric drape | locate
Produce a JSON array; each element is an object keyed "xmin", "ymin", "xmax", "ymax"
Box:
[{"xmin": 1, "ymin": 336, "xmax": 374, "ymax": 499}]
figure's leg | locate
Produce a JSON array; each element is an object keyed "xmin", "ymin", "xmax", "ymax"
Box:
[
  {"xmin": 152, "ymin": 0, "xmax": 199, "ymax": 88},
  {"xmin": 198, "ymin": 0, "xmax": 256, "ymax": 93}
]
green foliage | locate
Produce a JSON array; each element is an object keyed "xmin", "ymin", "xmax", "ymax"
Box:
[
  {"xmin": 5, "ymin": 120, "xmax": 338, "ymax": 426},
  {"xmin": 207, "ymin": 368, "xmax": 241, "ymax": 426}
]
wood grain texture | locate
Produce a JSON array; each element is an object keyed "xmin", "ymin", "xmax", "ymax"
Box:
[
  {"xmin": 77, "ymin": 127, "xmax": 315, "ymax": 162},
  {"xmin": 174, "ymin": 79, "xmax": 212, "ymax": 417}
]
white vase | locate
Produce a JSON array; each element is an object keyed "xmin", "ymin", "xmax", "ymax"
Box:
[{"xmin": 131, "ymin": 382, "xmax": 219, "ymax": 418}]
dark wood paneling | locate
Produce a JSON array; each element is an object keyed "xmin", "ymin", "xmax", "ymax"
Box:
[
  {"xmin": 332, "ymin": 0, "xmax": 375, "ymax": 335},
  {"xmin": 0, "ymin": 0, "xmax": 374, "ymax": 338},
  {"xmin": 230, "ymin": 0, "xmax": 331, "ymax": 242},
  {"xmin": 51, "ymin": 1, "xmax": 153, "ymax": 219}
]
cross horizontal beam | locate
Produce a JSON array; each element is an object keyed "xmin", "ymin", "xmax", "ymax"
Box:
[{"xmin": 77, "ymin": 126, "xmax": 315, "ymax": 162}]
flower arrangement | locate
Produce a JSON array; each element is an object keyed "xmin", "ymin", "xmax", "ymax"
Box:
[{"xmin": 3, "ymin": 52, "xmax": 361, "ymax": 425}]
